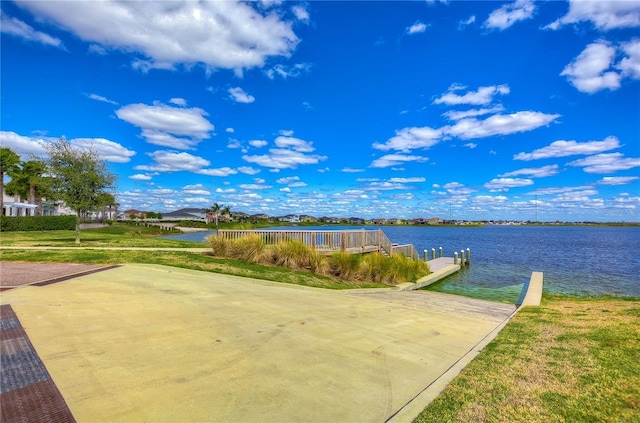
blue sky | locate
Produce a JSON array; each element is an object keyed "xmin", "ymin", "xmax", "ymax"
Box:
[{"xmin": 1, "ymin": 0, "xmax": 639, "ymax": 222}]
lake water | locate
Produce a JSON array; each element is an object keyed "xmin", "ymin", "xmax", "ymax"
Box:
[{"xmin": 163, "ymin": 225, "xmax": 640, "ymax": 302}]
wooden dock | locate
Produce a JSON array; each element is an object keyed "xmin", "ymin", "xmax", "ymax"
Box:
[{"xmin": 217, "ymin": 229, "xmax": 421, "ymax": 260}]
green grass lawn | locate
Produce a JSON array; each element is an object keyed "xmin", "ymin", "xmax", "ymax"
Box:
[
  {"xmin": 0, "ymin": 223, "xmax": 204, "ymax": 248},
  {"xmin": 0, "ymin": 224, "xmax": 386, "ymax": 289},
  {"xmin": 414, "ymin": 294, "xmax": 640, "ymax": 423}
]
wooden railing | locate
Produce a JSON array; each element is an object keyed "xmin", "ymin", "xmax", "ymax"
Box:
[{"xmin": 216, "ymin": 229, "xmax": 420, "ymax": 260}]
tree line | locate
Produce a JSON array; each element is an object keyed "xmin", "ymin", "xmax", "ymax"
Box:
[{"xmin": 1, "ymin": 139, "xmax": 116, "ymax": 243}]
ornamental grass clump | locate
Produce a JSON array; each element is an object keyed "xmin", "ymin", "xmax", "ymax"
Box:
[
  {"xmin": 228, "ymin": 234, "xmax": 268, "ymax": 263},
  {"xmin": 207, "ymin": 234, "xmax": 429, "ymax": 285},
  {"xmin": 271, "ymin": 239, "xmax": 316, "ymax": 271},
  {"xmin": 328, "ymin": 251, "xmax": 363, "ymax": 281},
  {"xmin": 208, "ymin": 234, "xmax": 230, "ymax": 257},
  {"xmin": 360, "ymin": 252, "xmax": 392, "ymax": 283},
  {"xmin": 387, "ymin": 254, "xmax": 430, "ymax": 284}
]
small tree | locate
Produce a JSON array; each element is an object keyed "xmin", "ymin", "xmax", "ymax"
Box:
[
  {"xmin": 207, "ymin": 202, "xmax": 230, "ymax": 232},
  {"xmin": 45, "ymin": 138, "xmax": 116, "ymax": 243},
  {"xmin": 0, "ymin": 147, "xmax": 21, "ymax": 214}
]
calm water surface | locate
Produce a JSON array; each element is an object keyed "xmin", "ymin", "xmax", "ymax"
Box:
[{"xmin": 164, "ymin": 225, "xmax": 640, "ymax": 302}]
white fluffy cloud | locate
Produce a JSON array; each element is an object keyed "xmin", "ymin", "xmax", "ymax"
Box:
[
  {"xmin": 484, "ymin": 0, "xmax": 535, "ymax": 30},
  {"xmin": 561, "ymin": 40, "xmax": 640, "ymax": 93},
  {"xmin": 499, "ymin": 165, "xmax": 559, "ymax": 178},
  {"xmin": 135, "ymin": 150, "xmax": 210, "ymax": 172},
  {"xmin": 228, "ymin": 87, "xmax": 256, "ymax": 104},
  {"xmin": 116, "ymin": 102, "xmax": 214, "ymax": 149},
  {"xmin": 597, "ymin": 176, "xmax": 639, "ymax": 185},
  {"xmin": 484, "ymin": 177, "xmax": 534, "ymax": 190},
  {"xmin": 375, "ymin": 83, "xmax": 559, "ymax": 152},
  {"xmin": 514, "ymin": 136, "xmax": 621, "ymax": 161},
  {"xmin": 0, "ymin": 13, "xmax": 63, "ymax": 48},
  {"xmin": 369, "ymin": 154, "xmax": 429, "ymax": 168},
  {"xmin": 197, "ymin": 167, "xmax": 238, "ymax": 177},
  {"xmin": 434, "ymin": 85, "xmax": 510, "ymax": 106},
  {"xmin": 443, "ymin": 105, "xmax": 505, "ymax": 121},
  {"xmin": 406, "ymin": 21, "xmax": 428, "ymax": 34},
  {"xmin": 242, "ymin": 136, "xmax": 326, "ymax": 169},
  {"xmin": 446, "ymin": 111, "xmax": 560, "ymax": 140},
  {"xmin": 546, "ymin": 0, "xmax": 640, "ymax": 31},
  {"xmin": 0, "ymin": 131, "xmax": 135, "ymax": 163},
  {"xmin": 373, "ymin": 126, "xmax": 442, "ymax": 152},
  {"xmin": 129, "ymin": 173, "xmax": 153, "ymax": 181},
  {"xmin": 568, "ymin": 153, "xmax": 640, "ymax": 174},
  {"xmin": 14, "ymin": 0, "xmax": 299, "ymax": 71}
]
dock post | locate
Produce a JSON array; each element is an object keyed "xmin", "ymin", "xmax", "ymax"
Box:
[
  {"xmin": 466, "ymin": 248, "xmax": 470, "ymax": 265},
  {"xmin": 454, "ymin": 251, "xmax": 458, "ymax": 265},
  {"xmin": 439, "ymin": 247, "xmax": 443, "ymax": 258},
  {"xmin": 423, "ymin": 249, "xmax": 428, "ymax": 262},
  {"xmin": 460, "ymin": 250, "xmax": 465, "ymax": 267},
  {"xmin": 431, "ymin": 248, "xmax": 435, "ymax": 260}
]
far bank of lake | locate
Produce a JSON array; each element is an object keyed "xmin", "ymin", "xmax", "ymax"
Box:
[{"xmin": 163, "ymin": 225, "xmax": 640, "ymax": 303}]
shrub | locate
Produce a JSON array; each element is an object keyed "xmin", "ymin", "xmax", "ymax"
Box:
[
  {"xmin": 228, "ymin": 234, "xmax": 268, "ymax": 263},
  {"xmin": 271, "ymin": 239, "xmax": 316, "ymax": 270},
  {"xmin": 360, "ymin": 253, "xmax": 391, "ymax": 283},
  {"xmin": 208, "ymin": 234, "xmax": 230, "ymax": 257},
  {"xmin": 0, "ymin": 215, "xmax": 77, "ymax": 231},
  {"xmin": 308, "ymin": 250, "xmax": 329, "ymax": 275},
  {"xmin": 328, "ymin": 251, "xmax": 363, "ymax": 281},
  {"xmin": 387, "ymin": 254, "xmax": 430, "ymax": 284}
]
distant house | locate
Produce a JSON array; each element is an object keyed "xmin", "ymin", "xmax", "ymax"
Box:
[
  {"xmin": 318, "ymin": 216, "xmax": 340, "ymax": 224},
  {"xmin": 299, "ymin": 214, "xmax": 317, "ymax": 223},
  {"xmin": 250, "ymin": 213, "xmax": 271, "ymax": 222},
  {"xmin": 230, "ymin": 211, "xmax": 249, "ymax": 222},
  {"xmin": 278, "ymin": 214, "xmax": 300, "ymax": 223},
  {"xmin": 387, "ymin": 218, "xmax": 401, "ymax": 225},
  {"xmin": 427, "ymin": 217, "xmax": 443, "ymax": 225},
  {"xmin": 124, "ymin": 209, "xmax": 146, "ymax": 219},
  {"xmin": 370, "ymin": 218, "xmax": 386, "ymax": 225},
  {"xmin": 348, "ymin": 217, "xmax": 365, "ymax": 225}
]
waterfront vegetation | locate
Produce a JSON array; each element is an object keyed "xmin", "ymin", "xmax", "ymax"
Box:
[
  {"xmin": 2, "ymin": 224, "xmax": 638, "ymax": 420},
  {"xmin": 209, "ymin": 234, "xmax": 430, "ymax": 285},
  {"xmin": 415, "ymin": 294, "xmax": 640, "ymax": 423}
]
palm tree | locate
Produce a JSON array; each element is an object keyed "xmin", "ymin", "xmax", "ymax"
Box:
[
  {"xmin": 5, "ymin": 160, "xmax": 51, "ymax": 216},
  {"xmin": 207, "ymin": 202, "xmax": 230, "ymax": 233},
  {"xmin": 0, "ymin": 147, "xmax": 21, "ymax": 214}
]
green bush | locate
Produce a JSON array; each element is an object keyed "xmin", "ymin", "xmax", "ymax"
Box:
[{"xmin": 0, "ymin": 215, "xmax": 77, "ymax": 231}]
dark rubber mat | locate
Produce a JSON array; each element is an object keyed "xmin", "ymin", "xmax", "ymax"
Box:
[
  {"xmin": 33, "ymin": 265, "xmax": 121, "ymax": 286},
  {"xmin": 0, "ymin": 304, "xmax": 76, "ymax": 423}
]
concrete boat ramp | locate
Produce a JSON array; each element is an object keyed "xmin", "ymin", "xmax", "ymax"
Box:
[{"xmin": 1, "ymin": 263, "xmax": 532, "ymax": 422}]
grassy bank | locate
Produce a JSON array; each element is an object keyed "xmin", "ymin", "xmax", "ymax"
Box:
[
  {"xmin": 0, "ymin": 223, "xmax": 202, "ymax": 248},
  {"xmin": 415, "ymin": 294, "xmax": 640, "ymax": 423}
]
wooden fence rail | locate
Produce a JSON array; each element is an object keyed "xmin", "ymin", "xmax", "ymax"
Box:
[{"xmin": 216, "ymin": 229, "xmax": 420, "ymax": 260}]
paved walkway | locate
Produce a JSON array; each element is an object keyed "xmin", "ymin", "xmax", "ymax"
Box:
[{"xmin": 1, "ymin": 263, "xmax": 516, "ymax": 422}]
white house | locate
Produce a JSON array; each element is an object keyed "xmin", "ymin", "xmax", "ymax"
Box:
[{"xmin": 2, "ymin": 188, "xmax": 73, "ymax": 217}]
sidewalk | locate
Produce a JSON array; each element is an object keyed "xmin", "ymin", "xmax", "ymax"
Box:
[{"xmin": 2, "ymin": 263, "xmax": 516, "ymax": 422}]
